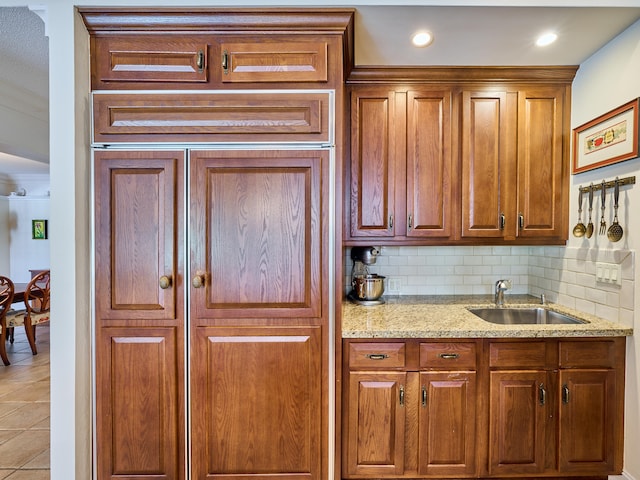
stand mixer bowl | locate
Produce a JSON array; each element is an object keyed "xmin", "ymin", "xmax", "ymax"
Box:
[{"xmin": 352, "ymin": 274, "xmax": 385, "ymax": 301}]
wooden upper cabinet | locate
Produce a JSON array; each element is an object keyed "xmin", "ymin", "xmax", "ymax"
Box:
[
  {"xmin": 349, "ymin": 89, "xmax": 397, "ymax": 237},
  {"xmin": 406, "ymin": 90, "xmax": 452, "ymax": 239},
  {"xmin": 517, "ymin": 86, "xmax": 568, "ymax": 240},
  {"xmin": 461, "ymin": 91, "xmax": 515, "ymax": 239},
  {"xmin": 347, "ymin": 87, "xmax": 452, "ymax": 242},
  {"xmin": 90, "ymin": 36, "xmax": 209, "ymax": 87},
  {"xmin": 92, "ymin": 91, "xmax": 331, "ymax": 144},
  {"xmin": 461, "ymin": 86, "xmax": 568, "ymax": 242},
  {"xmin": 218, "ymin": 38, "xmax": 328, "ymax": 83},
  {"xmin": 80, "ymin": 9, "xmax": 354, "ymax": 90}
]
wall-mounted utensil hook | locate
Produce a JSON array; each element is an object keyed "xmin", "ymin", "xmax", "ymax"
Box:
[{"xmin": 579, "ymin": 175, "xmax": 636, "ymax": 194}]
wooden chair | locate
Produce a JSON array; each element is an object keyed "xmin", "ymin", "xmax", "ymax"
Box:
[
  {"xmin": 6, "ymin": 270, "xmax": 50, "ymax": 356},
  {"xmin": 0, "ymin": 276, "xmax": 14, "ymax": 365}
]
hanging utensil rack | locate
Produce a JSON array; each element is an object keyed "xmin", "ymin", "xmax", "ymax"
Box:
[{"xmin": 578, "ymin": 176, "xmax": 636, "ymax": 194}]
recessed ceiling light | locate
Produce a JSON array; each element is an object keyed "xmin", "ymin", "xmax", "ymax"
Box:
[
  {"xmin": 412, "ymin": 31, "xmax": 433, "ymax": 48},
  {"xmin": 536, "ymin": 32, "xmax": 558, "ymax": 47}
]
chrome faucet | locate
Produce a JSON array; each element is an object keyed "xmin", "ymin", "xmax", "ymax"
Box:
[{"xmin": 494, "ymin": 279, "xmax": 512, "ymax": 307}]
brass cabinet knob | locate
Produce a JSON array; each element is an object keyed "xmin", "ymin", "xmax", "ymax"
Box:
[
  {"xmin": 159, "ymin": 275, "xmax": 172, "ymax": 290},
  {"xmin": 192, "ymin": 274, "xmax": 205, "ymax": 289}
]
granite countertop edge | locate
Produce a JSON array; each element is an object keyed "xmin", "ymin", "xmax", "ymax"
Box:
[{"xmin": 341, "ymin": 295, "xmax": 633, "ymax": 339}]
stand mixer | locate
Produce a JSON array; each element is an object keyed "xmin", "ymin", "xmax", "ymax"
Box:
[{"xmin": 348, "ymin": 247, "xmax": 385, "ymax": 305}]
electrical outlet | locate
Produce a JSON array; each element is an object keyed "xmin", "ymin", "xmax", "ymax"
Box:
[
  {"xmin": 387, "ymin": 277, "xmax": 401, "ymax": 294},
  {"xmin": 595, "ymin": 262, "xmax": 622, "ymax": 286}
]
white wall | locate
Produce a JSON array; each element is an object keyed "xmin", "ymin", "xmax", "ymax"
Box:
[
  {"xmin": 569, "ymin": 18, "xmax": 640, "ymax": 480},
  {"xmin": 6, "ymin": 197, "xmax": 50, "ymax": 282}
]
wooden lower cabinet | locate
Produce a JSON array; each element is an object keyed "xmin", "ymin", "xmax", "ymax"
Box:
[
  {"xmin": 343, "ymin": 340, "xmax": 479, "ymax": 479},
  {"xmin": 343, "ymin": 337, "xmax": 625, "ymax": 480},
  {"xmin": 346, "ymin": 372, "xmax": 407, "ymax": 476},
  {"xmin": 191, "ymin": 325, "xmax": 323, "ymax": 480}
]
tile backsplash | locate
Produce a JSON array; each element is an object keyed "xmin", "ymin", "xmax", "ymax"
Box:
[{"xmin": 343, "ymin": 245, "xmax": 635, "ymax": 326}]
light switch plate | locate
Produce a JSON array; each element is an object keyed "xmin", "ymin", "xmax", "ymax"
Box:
[{"xmin": 595, "ymin": 262, "xmax": 622, "ymax": 286}]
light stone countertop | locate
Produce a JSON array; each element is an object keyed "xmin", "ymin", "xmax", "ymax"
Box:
[{"xmin": 342, "ymin": 295, "xmax": 633, "ymax": 339}]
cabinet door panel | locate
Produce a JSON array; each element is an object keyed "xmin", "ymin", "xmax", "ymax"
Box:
[
  {"xmin": 461, "ymin": 91, "xmax": 512, "ymax": 238},
  {"xmin": 489, "ymin": 370, "xmax": 548, "ymax": 475},
  {"xmin": 190, "ymin": 149, "xmax": 326, "ymax": 319},
  {"xmin": 517, "ymin": 87, "xmax": 566, "ymax": 238},
  {"xmin": 94, "ymin": 150, "xmax": 183, "ymax": 322},
  {"xmin": 346, "ymin": 372, "xmax": 406, "ymax": 476},
  {"xmin": 95, "ymin": 328, "xmax": 183, "ymax": 480},
  {"xmin": 406, "ymin": 90, "xmax": 452, "ymax": 238},
  {"xmin": 559, "ymin": 369, "xmax": 617, "ymax": 473},
  {"xmin": 191, "ymin": 326, "xmax": 321, "ymax": 480},
  {"xmin": 349, "ymin": 89, "xmax": 396, "ymax": 237},
  {"xmin": 418, "ymin": 372, "xmax": 476, "ymax": 476}
]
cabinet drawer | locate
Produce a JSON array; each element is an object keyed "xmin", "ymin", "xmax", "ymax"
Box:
[
  {"xmin": 348, "ymin": 342, "xmax": 406, "ymax": 369},
  {"xmin": 489, "ymin": 341, "xmax": 547, "ymax": 368},
  {"xmin": 91, "ymin": 36, "xmax": 209, "ymax": 87},
  {"xmin": 559, "ymin": 340, "xmax": 619, "ymax": 368},
  {"xmin": 219, "ymin": 40, "xmax": 328, "ymax": 83},
  {"xmin": 420, "ymin": 342, "xmax": 476, "ymax": 369},
  {"xmin": 92, "ymin": 91, "xmax": 331, "ymax": 144}
]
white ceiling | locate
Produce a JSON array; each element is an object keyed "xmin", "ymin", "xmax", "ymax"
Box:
[{"xmin": 1, "ymin": 4, "xmax": 640, "ymax": 174}]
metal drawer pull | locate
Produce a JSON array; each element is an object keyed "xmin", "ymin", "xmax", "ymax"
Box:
[
  {"xmin": 196, "ymin": 50, "xmax": 204, "ymax": 72},
  {"xmin": 438, "ymin": 353, "xmax": 459, "ymax": 359},
  {"xmin": 539, "ymin": 383, "xmax": 546, "ymax": 406},
  {"xmin": 399, "ymin": 385, "xmax": 405, "ymax": 406},
  {"xmin": 422, "ymin": 386, "xmax": 427, "ymax": 407},
  {"xmin": 365, "ymin": 353, "xmax": 389, "ymax": 360},
  {"xmin": 222, "ymin": 50, "xmax": 229, "ymax": 74},
  {"xmin": 499, "ymin": 213, "xmax": 505, "ymax": 230},
  {"xmin": 159, "ymin": 275, "xmax": 172, "ymax": 289},
  {"xmin": 389, "ymin": 214, "xmax": 394, "ymax": 229}
]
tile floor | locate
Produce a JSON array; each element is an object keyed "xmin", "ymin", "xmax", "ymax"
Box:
[{"xmin": 0, "ymin": 325, "xmax": 50, "ymax": 479}]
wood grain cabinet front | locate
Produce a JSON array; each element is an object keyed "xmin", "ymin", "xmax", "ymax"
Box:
[
  {"xmin": 343, "ymin": 337, "xmax": 625, "ymax": 480},
  {"xmin": 347, "ymin": 87, "xmax": 453, "ymax": 242},
  {"xmin": 461, "ymin": 86, "xmax": 568, "ymax": 243},
  {"xmin": 487, "ymin": 338, "xmax": 625, "ymax": 478},
  {"xmin": 343, "ymin": 339, "xmax": 478, "ymax": 479}
]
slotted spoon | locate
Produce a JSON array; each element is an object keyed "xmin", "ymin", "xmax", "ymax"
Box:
[{"xmin": 607, "ymin": 178, "xmax": 623, "ymax": 242}]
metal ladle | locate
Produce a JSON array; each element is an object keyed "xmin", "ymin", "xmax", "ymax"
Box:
[
  {"xmin": 572, "ymin": 188, "xmax": 586, "ymax": 237},
  {"xmin": 607, "ymin": 178, "xmax": 623, "ymax": 242}
]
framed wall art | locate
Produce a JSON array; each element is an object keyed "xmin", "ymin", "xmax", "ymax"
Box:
[
  {"xmin": 32, "ymin": 219, "xmax": 48, "ymax": 240},
  {"xmin": 572, "ymin": 98, "xmax": 639, "ymax": 174}
]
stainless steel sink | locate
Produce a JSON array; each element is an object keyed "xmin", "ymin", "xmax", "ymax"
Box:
[{"xmin": 468, "ymin": 307, "xmax": 587, "ymax": 325}]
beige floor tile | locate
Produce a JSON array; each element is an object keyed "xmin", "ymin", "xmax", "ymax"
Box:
[
  {"xmin": 0, "ymin": 329, "xmax": 49, "ymax": 475},
  {"xmin": 1, "ymin": 383, "xmax": 49, "ymax": 403},
  {"xmin": 0, "ymin": 403, "xmax": 50, "ymax": 430},
  {"xmin": 0, "ymin": 430, "xmax": 49, "ymax": 468},
  {"xmin": 22, "ymin": 449, "xmax": 49, "ymax": 469},
  {"xmin": 5, "ymin": 469, "xmax": 49, "ymax": 480}
]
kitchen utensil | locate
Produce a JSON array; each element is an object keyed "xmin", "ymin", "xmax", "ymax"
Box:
[
  {"xmin": 599, "ymin": 180, "xmax": 607, "ymax": 235},
  {"xmin": 572, "ymin": 188, "xmax": 586, "ymax": 237},
  {"xmin": 607, "ymin": 178, "xmax": 623, "ymax": 242},
  {"xmin": 586, "ymin": 184, "xmax": 594, "ymax": 238}
]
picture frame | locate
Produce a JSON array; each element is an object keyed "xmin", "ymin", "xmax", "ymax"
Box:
[
  {"xmin": 572, "ymin": 98, "xmax": 639, "ymax": 174},
  {"xmin": 32, "ymin": 219, "xmax": 48, "ymax": 240}
]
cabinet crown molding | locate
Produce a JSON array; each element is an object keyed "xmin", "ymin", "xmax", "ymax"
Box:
[
  {"xmin": 78, "ymin": 7, "xmax": 354, "ymax": 33},
  {"xmin": 347, "ymin": 65, "xmax": 579, "ymax": 84}
]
